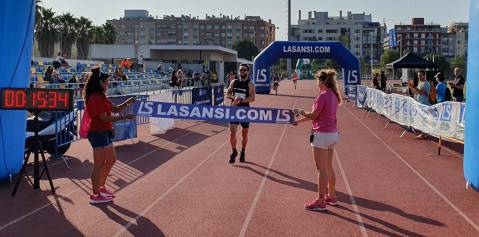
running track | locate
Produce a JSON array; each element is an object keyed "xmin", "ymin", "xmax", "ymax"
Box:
[{"xmin": 0, "ymin": 80, "xmax": 478, "ymax": 237}]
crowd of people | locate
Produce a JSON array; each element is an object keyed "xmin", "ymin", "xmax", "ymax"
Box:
[{"xmin": 407, "ymin": 67, "xmax": 466, "ymax": 106}]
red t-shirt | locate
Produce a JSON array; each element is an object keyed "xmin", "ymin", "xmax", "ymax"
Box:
[{"xmin": 87, "ymin": 93, "xmax": 112, "ymax": 131}]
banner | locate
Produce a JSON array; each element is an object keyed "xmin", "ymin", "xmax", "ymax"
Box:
[
  {"xmin": 149, "ymin": 91, "xmax": 175, "ymax": 135},
  {"xmin": 356, "ymin": 85, "xmax": 368, "ymax": 108},
  {"xmin": 133, "ymin": 101, "xmax": 294, "ymax": 124},
  {"xmin": 363, "ymin": 87, "xmax": 465, "ymax": 141},
  {"xmin": 110, "ymin": 96, "xmax": 138, "ymax": 142},
  {"xmin": 213, "ymin": 85, "xmax": 224, "ymax": 105},
  {"xmin": 192, "ymin": 87, "xmax": 212, "ymax": 105}
]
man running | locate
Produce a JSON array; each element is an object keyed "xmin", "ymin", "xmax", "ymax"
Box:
[{"xmin": 226, "ymin": 64, "xmax": 256, "ymax": 163}]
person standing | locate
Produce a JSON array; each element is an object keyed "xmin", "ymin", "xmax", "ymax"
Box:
[
  {"xmin": 83, "ymin": 68, "xmax": 136, "ymax": 204},
  {"xmin": 292, "ymin": 69, "xmax": 342, "ymax": 211},
  {"xmin": 408, "ymin": 70, "xmax": 431, "ymax": 139},
  {"xmin": 435, "ymin": 72, "xmax": 451, "ymax": 103},
  {"xmin": 380, "ymin": 71, "xmax": 387, "ymax": 91},
  {"xmin": 226, "ymin": 64, "xmax": 256, "ymax": 163},
  {"xmin": 449, "ymin": 67, "xmax": 466, "ymax": 102},
  {"xmin": 137, "ymin": 55, "xmax": 144, "ymax": 73},
  {"xmin": 272, "ymin": 72, "xmax": 280, "ymax": 95},
  {"xmin": 372, "ymin": 72, "xmax": 380, "ymax": 89},
  {"xmin": 292, "ymin": 71, "xmax": 299, "ymax": 90}
]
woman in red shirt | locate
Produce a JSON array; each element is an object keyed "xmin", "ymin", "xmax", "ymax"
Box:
[
  {"xmin": 84, "ymin": 68, "xmax": 136, "ymax": 204},
  {"xmin": 292, "ymin": 69, "xmax": 342, "ymax": 211}
]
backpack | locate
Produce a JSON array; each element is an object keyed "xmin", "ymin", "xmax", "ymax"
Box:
[
  {"xmin": 443, "ymin": 82, "xmax": 452, "ymax": 101},
  {"xmin": 429, "ymin": 83, "xmax": 437, "ymax": 105}
]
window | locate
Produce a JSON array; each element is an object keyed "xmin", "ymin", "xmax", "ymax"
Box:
[
  {"xmin": 355, "ymin": 29, "xmax": 361, "ymax": 33},
  {"xmin": 326, "ymin": 29, "xmax": 338, "ymax": 34},
  {"xmin": 355, "ymin": 44, "xmax": 360, "ymax": 49},
  {"xmin": 414, "ymin": 33, "xmax": 418, "ymax": 38},
  {"xmin": 318, "ymin": 29, "xmax": 323, "ymax": 33}
]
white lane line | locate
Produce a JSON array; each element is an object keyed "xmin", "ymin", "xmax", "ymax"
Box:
[
  {"xmin": 113, "ymin": 141, "xmax": 228, "ymax": 237},
  {"xmin": 345, "ymin": 106, "xmax": 479, "ymax": 233},
  {"xmin": 0, "ymin": 188, "xmax": 81, "ymax": 231},
  {"xmin": 0, "ymin": 128, "xmax": 200, "ymax": 231},
  {"xmin": 334, "ymin": 150, "xmax": 368, "ymax": 237},
  {"xmin": 238, "ymin": 98, "xmax": 297, "ymax": 237},
  {"xmin": 238, "ymin": 123, "xmax": 288, "ymax": 237}
]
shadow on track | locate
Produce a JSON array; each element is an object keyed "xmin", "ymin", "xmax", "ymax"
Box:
[{"xmin": 233, "ymin": 161, "xmax": 445, "ymax": 236}]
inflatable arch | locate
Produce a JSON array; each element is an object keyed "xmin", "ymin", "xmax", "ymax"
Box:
[
  {"xmin": 0, "ymin": 0, "xmax": 35, "ymax": 181},
  {"xmin": 253, "ymin": 41, "xmax": 361, "ymax": 97},
  {"xmin": 464, "ymin": 0, "xmax": 479, "ymax": 190}
]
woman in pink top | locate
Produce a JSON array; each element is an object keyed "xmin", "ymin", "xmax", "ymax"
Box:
[
  {"xmin": 292, "ymin": 72, "xmax": 299, "ymax": 90},
  {"xmin": 293, "ymin": 69, "xmax": 342, "ymax": 211}
]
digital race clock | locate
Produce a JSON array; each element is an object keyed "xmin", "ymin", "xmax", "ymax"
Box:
[{"xmin": 0, "ymin": 88, "xmax": 73, "ymax": 111}]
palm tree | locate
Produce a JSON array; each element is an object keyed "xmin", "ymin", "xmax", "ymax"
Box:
[
  {"xmin": 36, "ymin": 8, "xmax": 58, "ymax": 57},
  {"xmin": 57, "ymin": 13, "xmax": 78, "ymax": 58},
  {"xmin": 102, "ymin": 22, "xmax": 117, "ymax": 44},
  {"xmin": 91, "ymin": 25, "xmax": 105, "ymax": 44},
  {"xmin": 35, "ymin": 0, "xmax": 43, "ymax": 27},
  {"xmin": 76, "ymin": 17, "xmax": 93, "ymax": 59}
]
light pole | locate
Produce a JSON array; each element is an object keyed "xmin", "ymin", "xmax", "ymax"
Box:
[{"xmin": 287, "ymin": 0, "xmax": 292, "ymax": 80}]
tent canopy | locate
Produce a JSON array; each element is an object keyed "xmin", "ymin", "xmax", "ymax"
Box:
[{"xmin": 386, "ymin": 52, "xmax": 438, "ymax": 69}]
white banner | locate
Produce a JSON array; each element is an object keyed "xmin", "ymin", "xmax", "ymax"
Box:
[
  {"xmin": 364, "ymin": 87, "xmax": 465, "ymax": 141},
  {"xmin": 149, "ymin": 91, "xmax": 175, "ymax": 135}
]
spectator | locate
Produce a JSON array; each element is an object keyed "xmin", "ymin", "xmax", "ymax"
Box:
[
  {"xmin": 435, "ymin": 72, "xmax": 451, "ymax": 103},
  {"xmin": 168, "ymin": 65, "xmax": 174, "ymax": 75},
  {"xmin": 193, "ymin": 71, "xmax": 201, "ymax": 87},
  {"xmin": 408, "ymin": 70, "xmax": 431, "ymax": 139},
  {"xmin": 137, "ymin": 55, "xmax": 144, "ymax": 73},
  {"xmin": 449, "ymin": 67, "xmax": 466, "ymax": 102},
  {"xmin": 44, "ymin": 66, "xmax": 54, "ymax": 83},
  {"xmin": 226, "ymin": 71, "xmax": 236, "ymax": 87},
  {"xmin": 113, "ymin": 68, "xmax": 128, "ymax": 81},
  {"xmin": 157, "ymin": 63, "xmax": 163, "ymax": 75},
  {"xmin": 408, "ymin": 74, "xmax": 419, "ymax": 97},
  {"xmin": 176, "ymin": 69, "xmax": 184, "ymax": 88},
  {"xmin": 380, "ymin": 71, "xmax": 387, "ymax": 91},
  {"xmin": 372, "ymin": 72, "xmax": 380, "ymax": 89},
  {"xmin": 170, "ymin": 69, "xmax": 179, "ymax": 88},
  {"xmin": 409, "ymin": 70, "xmax": 431, "ymax": 106}
]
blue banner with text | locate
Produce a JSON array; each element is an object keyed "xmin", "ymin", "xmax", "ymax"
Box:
[
  {"xmin": 133, "ymin": 101, "xmax": 294, "ymax": 124},
  {"xmin": 192, "ymin": 87, "xmax": 212, "ymax": 105}
]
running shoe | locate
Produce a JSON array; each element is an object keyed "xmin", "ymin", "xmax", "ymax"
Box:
[
  {"xmin": 304, "ymin": 198, "xmax": 327, "ymax": 211},
  {"xmin": 89, "ymin": 195, "xmax": 113, "ymax": 204},
  {"xmin": 239, "ymin": 150, "xmax": 246, "ymax": 163},
  {"xmin": 229, "ymin": 149, "xmax": 238, "ymax": 164},
  {"xmin": 99, "ymin": 187, "xmax": 115, "ymax": 198},
  {"xmin": 325, "ymin": 195, "xmax": 338, "ymax": 206}
]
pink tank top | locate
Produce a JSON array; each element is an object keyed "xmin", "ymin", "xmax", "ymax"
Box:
[{"xmin": 312, "ymin": 89, "xmax": 338, "ymax": 133}]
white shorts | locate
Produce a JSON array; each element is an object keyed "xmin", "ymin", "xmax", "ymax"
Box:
[{"xmin": 310, "ymin": 132, "xmax": 339, "ymax": 149}]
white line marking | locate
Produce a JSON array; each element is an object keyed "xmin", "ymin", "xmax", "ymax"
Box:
[
  {"xmin": 0, "ymin": 128, "xmax": 203, "ymax": 231},
  {"xmin": 0, "ymin": 188, "xmax": 81, "ymax": 231},
  {"xmin": 334, "ymin": 150, "xmax": 368, "ymax": 237},
  {"xmin": 113, "ymin": 141, "xmax": 228, "ymax": 237},
  {"xmin": 345, "ymin": 106, "xmax": 479, "ymax": 233},
  {"xmin": 238, "ymin": 98, "xmax": 297, "ymax": 237},
  {"xmin": 238, "ymin": 123, "xmax": 288, "ymax": 237}
]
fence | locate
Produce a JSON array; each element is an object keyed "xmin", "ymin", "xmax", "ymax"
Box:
[{"xmin": 356, "ymin": 85, "xmax": 465, "ymax": 154}]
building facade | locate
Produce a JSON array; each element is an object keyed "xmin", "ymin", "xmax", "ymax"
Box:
[
  {"xmin": 290, "ymin": 11, "xmax": 383, "ymax": 66},
  {"xmin": 393, "ymin": 18, "xmax": 443, "ymax": 56},
  {"xmin": 384, "ymin": 19, "xmax": 468, "ymax": 61},
  {"xmin": 108, "ymin": 10, "xmax": 276, "ymax": 51}
]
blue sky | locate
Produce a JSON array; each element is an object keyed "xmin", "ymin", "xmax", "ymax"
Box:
[{"xmin": 42, "ymin": 0, "xmax": 469, "ymax": 40}]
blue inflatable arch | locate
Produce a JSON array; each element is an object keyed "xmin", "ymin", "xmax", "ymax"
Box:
[
  {"xmin": 0, "ymin": 0, "xmax": 35, "ymax": 181},
  {"xmin": 253, "ymin": 41, "xmax": 361, "ymax": 97},
  {"xmin": 464, "ymin": 0, "xmax": 479, "ymax": 190}
]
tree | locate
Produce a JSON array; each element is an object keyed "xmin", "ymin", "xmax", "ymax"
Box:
[
  {"xmin": 35, "ymin": 8, "xmax": 58, "ymax": 57},
  {"xmin": 451, "ymin": 55, "xmax": 467, "ymax": 77},
  {"xmin": 380, "ymin": 50, "xmax": 400, "ymax": 69},
  {"xmin": 76, "ymin": 17, "xmax": 94, "ymax": 60},
  {"xmin": 424, "ymin": 54, "xmax": 451, "ymax": 77},
  {"xmin": 324, "ymin": 59, "xmax": 340, "ymax": 70},
  {"xmin": 35, "ymin": 0, "xmax": 43, "ymax": 28},
  {"xmin": 359, "ymin": 57, "xmax": 369, "ymax": 76},
  {"xmin": 338, "ymin": 34, "xmax": 351, "ymax": 49},
  {"xmin": 102, "ymin": 22, "xmax": 117, "ymax": 44},
  {"xmin": 57, "ymin": 13, "xmax": 78, "ymax": 58},
  {"xmin": 232, "ymin": 40, "xmax": 259, "ymax": 60}
]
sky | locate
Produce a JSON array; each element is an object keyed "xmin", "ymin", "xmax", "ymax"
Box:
[{"xmin": 41, "ymin": 0, "xmax": 469, "ymax": 40}]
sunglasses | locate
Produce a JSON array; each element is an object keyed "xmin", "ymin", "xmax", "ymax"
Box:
[{"xmin": 239, "ymin": 69, "xmax": 248, "ymax": 72}]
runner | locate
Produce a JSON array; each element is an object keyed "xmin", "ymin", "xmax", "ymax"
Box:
[
  {"xmin": 272, "ymin": 72, "xmax": 280, "ymax": 95},
  {"xmin": 292, "ymin": 71, "xmax": 299, "ymax": 90},
  {"xmin": 84, "ymin": 68, "xmax": 136, "ymax": 204},
  {"xmin": 292, "ymin": 69, "xmax": 342, "ymax": 211},
  {"xmin": 226, "ymin": 64, "xmax": 256, "ymax": 163}
]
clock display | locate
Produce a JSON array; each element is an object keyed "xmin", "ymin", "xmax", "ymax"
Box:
[{"xmin": 1, "ymin": 88, "xmax": 73, "ymax": 111}]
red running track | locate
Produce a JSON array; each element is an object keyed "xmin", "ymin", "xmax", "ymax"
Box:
[{"xmin": 0, "ymin": 80, "xmax": 478, "ymax": 237}]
